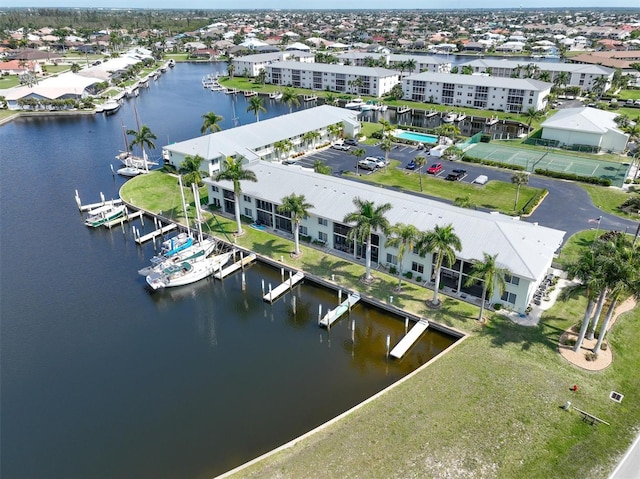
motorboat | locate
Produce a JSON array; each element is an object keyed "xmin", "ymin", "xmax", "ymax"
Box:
[
  {"xmin": 344, "ymin": 98, "xmax": 365, "ymax": 109},
  {"xmin": 454, "ymin": 112, "xmax": 467, "ymax": 122},
  {"xmin": 117, "ymin": 165, "xmax": 146, "ymax": 177},
  {"xmin": 442, "ymin": 112, "xmax": 456, "ymax": 123},
  {"xmin": 102, "ymin": 99, "xmax": 121, "ymax": 115},
  {"xmin": 84, "ymin": 203, "xmax": 126, "ymax": 227}
]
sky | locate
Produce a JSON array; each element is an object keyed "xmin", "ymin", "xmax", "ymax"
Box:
[{"xmin": 3, "ymin": 1, "xmax": 640, "ymax": 9}]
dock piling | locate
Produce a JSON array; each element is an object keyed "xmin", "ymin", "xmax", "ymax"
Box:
[
  {"xmin": 405, "ymin": 317, "xmax": 409, "ymax": 333},
  {"xmin": 100, "ymin": 192, "xmax": 105, "ymax": 204},
  {"xmin": 386, "ymin": 335, "xmax": 391, "ymax": 357},
  {"xmin": 318, "ymin": 305, "xmax": 322, "ymax": 325},
  {"xmin": 281, "ymin": 267, "xmax": 284, "ymax": 282},
  {"xmin": 241, "ymin": 272, "xmax": 246, "ymax": 291},
  {"xmin": 74, "ymin": 190, "xmax": 81, "ymax": 210},
  {"xmin": 261, "ymin": 279, "xmax": 265, "ymax": 296}
]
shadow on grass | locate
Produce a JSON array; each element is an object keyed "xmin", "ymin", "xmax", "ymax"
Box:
[
  {"xmin": 251, "ymin": 238, "xmax": 290, "ymax": 257},
  {"xmin": 478, "ymin": 314, "xmax": 568, "ymax": 352}
]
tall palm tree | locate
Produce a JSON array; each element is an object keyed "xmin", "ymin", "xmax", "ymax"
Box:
[
  {"xmin": 200, "ymin": 111, "xmax": 224, "ymax": 134},
  {"xmin": 560, "ymin": 248, "xmax": 606, "ymax": 352},
  {"xmin": 523, "ymin": 107, "xmax": 543, "ymax": 134},
  {"xmin": 350, "ymin": 147, "xmax": 366, "ymax": 175},
  {"xmin": 127, "ymin": 124, "xmax": 156, "ymax": 168},
  {"xmin": 281, "ymin": 87, "xmax": 300, "ymax": 113},
  {"xmin": 385, "ymin": 223, "xmax": 420, "ymax": 289},
  {"xmin": 328, "ymin": 123, "xmax": 342, "ymax": 141},
  {"xmin": 404, "ymin": 58, "xmax": 417, "ymax": 74},
  {"xmin": 324, "ymin": 93, "xmax": 338, "ymax": 105},
  {"xmin": 278, "ymin": 193, "xmax": 314, "ymax": 256},
  {"xmin": 464, "ymin": 253, "xmax": 509, "ymax": 323},
  {"xmin": 417, "ymin": 224, "xmax": 462, "ymax": 307},
  {"xmin": 414, "ymin": 155, "xmax": 427, "ymax": 191},
  {"xmin": 378, "ymin": 118, "xmax": 393, "ymax": 138},
  {"xmin": 343, "ymin": 198, "xmax": 392, "ymax": 282},
  {"xmin": 212, "ymin": 156, "xmax": 258, "ymax": 235},
  {"xmin": 302, "ymin": 130, "xmax": 320, "ymax": 149},
  {"xmin": 246, "ymin": 95, "xmax": 266, "ymax": 122},
  {"xmin": 511, "ymin": 171, "xmax": 529, "ymax": 210},
  {"xmin": 380, "ymin": 137, "xmax": 393, "ymax": 167},
  {"xmin": 273, "ymin": 139, "xmax": 293, "ymax": 161},
  {"xmin": 179, "ymin": 154, "xmax": 207, "ymax": 187}
]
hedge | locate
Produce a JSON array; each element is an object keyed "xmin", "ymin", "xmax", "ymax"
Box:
[
  {"xmin": 521, "ymin": 188, "xmax": 548, "ymax": 215},
  {"xmin": 461, "ymin": 155, "xmax": 526, "ymax": 171},
  {"xmin": 534, "ymin": 168, "xmax": 612, "ymax": 186}
]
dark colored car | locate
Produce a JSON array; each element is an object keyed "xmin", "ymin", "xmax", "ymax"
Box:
[
  {"xmin": 445, "ymin": 168, "xmax": 466, "ymax": 181},
  {"xmin": 406, "ymin": 159, "xmax": 417, "ymax": 170},
  {"xmin": 427, "ymin": 162, "xmax": 443, "ymax": 174},
  {"xmin": 344, "ymin": 138, "xmax": 358, "ymax": 146}
]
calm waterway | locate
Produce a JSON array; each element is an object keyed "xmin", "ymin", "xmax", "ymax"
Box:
[{"xmin": 0, "ymin": 62, "xmax": 456, "ymax": 479}]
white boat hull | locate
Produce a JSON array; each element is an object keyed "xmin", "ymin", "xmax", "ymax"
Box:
[{"xmin": 146, "ymin": 252, "xmax": 231, "ymax": 290}]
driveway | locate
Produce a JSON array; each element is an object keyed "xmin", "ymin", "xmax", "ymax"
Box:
[{"xmin": 294, "ymin": 144, "xmax": 639, "ymax": 243}]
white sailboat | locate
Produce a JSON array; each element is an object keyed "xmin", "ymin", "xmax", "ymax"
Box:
[{"xmin": 144, "ymin": 183, "xmax": 231, "ymax": 289}]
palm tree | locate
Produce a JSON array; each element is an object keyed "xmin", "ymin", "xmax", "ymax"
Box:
[
  {"xmin": 417, "ymin": 224, "xmax": 462, "ymax": 307},
  {"xmin": 350, "ymin": 147, "xmax": 366, "ymax": 175},
  {"xmin": 434, "ymin": 124, "xmax": 460, "ymax": 141},
  {"xmin": 281, "ymin": 87, "xmax": 300, "ymax": 113},
  {"xmin": 324, "ymin": 93, "xmax": 338, "ymax": 105},
  {"xmin": 278, "ymin": 194, "xmax": 313, "ymax": 256},
  {"xmin": 414, "ymin": 155, "xmax": 427, "ymax": 191},
  {"xmin": 246, "ymin": 95, "xmax": 266, "ymax": 122},
  {"xmin": 313, "ymin": 160, "xmax": 332, "ymax": 175},
  {"xmin": 592, "ymin": 76, "xmax": 608, "ymax": 100},
  {"xmin": 380, "ymin": 137, "xmax": 393, "ymax": 167},
  {"xmin": 273, "ymin": 139, "xmax": 293, "ymax": 161},
  {"xmin": 179, "ymin": 154, "xmax": 207, "ymax": 187},
  {"xmin": 560, "ymin": 248, "xmax": 606, "ymax": 352},
  {"xmin": 227, "ymin": 63, "xmax": 235, "ymax": 79},
  {"xmin": 378, "ymin": 118, "xmax": 393, "ymax": 138},
  {"xmin": 302, "ymin": 130, "xmax": 321, "ymax": 150},
  {"xmin": 201, "ymin": 111, "xmax": 224, "ymax": 134},
  {"xmin": 212, "ymin": 156, "xmax": 258, "ymax": 235},
  {"xmin": 523, "ymin": 107, "xmax": 543, "ymax": 135},
  {"xmin": 554, "ymin": 71, "xmax": 570, "ymax": 90},
  {"xmin": 464, "ymin": 253, "xmax": 509, "ymax": 322},
  {"xmin": 385, "ymin": 223, "xmax": 420, "ymax": 290},
  {"xmin": 343, "ymin": 198, "xmax": 392, "ymax": 282},
  {"xmin": 328, "ymin": 123, "xmax": 342, "ymax": 141},
  {"xmin": 127, "ymin": 124, "xmax": 156, "ymax": 168},
  {"xmin": 511, "ymin": 172, "xmax": 529, "ymax": 210},
  {"xmin": 404, "ymin": 58, "xmax": 417, "ymax": 74}
]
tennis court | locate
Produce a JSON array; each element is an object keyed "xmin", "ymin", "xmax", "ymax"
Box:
[{"xmin": 463, "ymin": 142, "xmax": 630, "ymax": 187}]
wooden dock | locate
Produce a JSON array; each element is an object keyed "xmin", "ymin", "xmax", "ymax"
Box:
[
  {"xmin": 425, "ymin": 110, "xmax": 439, "ymax": 117},
  {"xmin": 214, "ymin": 252, "xmax": 256, "ymax": 279},
  {"xmin": 103, "ymin": 209, "xmax": 144, "ymax": 228},
  {"xmin": 135, "ymin": 223, "xmax": 177, "ymax": 244},
  {"xmin": 78, "ymin": 198, "xmax": 122, "ymax": 212},
  {"xmin": 263, "ymin": 271, "xmax": 304, "ymax": 303},
  {"xmin": 319, "ymin": 293, "xmax": 361, "ymax": 328},
  {"xmin": 397, "ymin": 106, "xmax": 411, "ymax": 114},
  {"xmin": 390, "ymin": 318, "xmax": 430, "ymax": 359}
]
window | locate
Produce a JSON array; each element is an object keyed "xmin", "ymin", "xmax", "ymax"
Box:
[
  {"xmin": 211, "ymin": 186, "xmax": 219, "ymax": 192},
  {"xmin": 318, "ymin": 217, "xmax": 328, "ymax": 226},
  {"xmin": 318, "ymin": 231, "xmax": 328, "ymax": 242},
  {"xmin": 505, "ymin": 274, "xmax": 520, "ymax": 286},
  {"xmin": 244, "ymin": 208, "xmax": 252, "ymax": 217},
  {"xmin": 501, "ymin": 291, "xmax": 517, "ymax": 304},
  {"xmin": 243, "ymin": 195, "xmax": 251, "ymax": 202},
  {"xmin": 300, "ymin": 225, "xmax": 308, "ymax": 236},
  {"xmin": 386, "ymin": 253, "xmax": 398, "ymax": 266},
  {"xmin": 411, "ymin": 262, "xmax": 424, "ymax": 274}
]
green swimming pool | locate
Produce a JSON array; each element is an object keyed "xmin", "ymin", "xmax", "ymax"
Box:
[{"xmin": 396, "ymin": 131, "xmax": 439, "ymax": 144}]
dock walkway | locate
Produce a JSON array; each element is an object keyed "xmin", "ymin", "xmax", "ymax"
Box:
[
  {"xmin": 263, "ymin": 271, "xmax": 304, "ymax": 303},
  {"xmin": 319, "ymin": 293, "xmax": 361, "ymax": 328},
  {"xmin": 390, "ymin": 318, "xmax": 430, "ymax": 359},
  {"xmin": 135, "ymin": 223, "xmax": 177, "ymax": 244},
  {"xmin": 214, "ymin": 253, "xmax": 256, "ymax": 279}
]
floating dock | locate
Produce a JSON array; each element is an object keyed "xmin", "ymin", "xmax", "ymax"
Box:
[
  {"xmin": 135, "ymin": 223, "xmax": 177, "ymax": 244},
  {"xmin": 214, "ymin": 252, "xmax": 256, "ymax": 279},
  {"xmin": 77, "ymin": 196, "xmax": 123, "ymax": 212},
  {"xmin": 103, "ymin": 209, "xmax": 144, "ymax": 228},
  {"xmin": 319, "ymin": 293, "xmax": 361, "ymax": 328},
  {"xmin": 263, "ymin": 271, "xmax": 304, "ymax": 303},
  {"xmin": 397, "ymin": 106, "xmax": 411, "ymax": 114},
  {"xmin": 390, "ymin": 318, "xmax": 430, "ymax": 359},
  {"xmin": 425, "ymin": 110, "xmax": 439, "ymax": 117}
]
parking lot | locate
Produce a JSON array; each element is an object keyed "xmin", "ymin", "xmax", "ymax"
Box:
[{"xmin": 287, "ymin": 142, "xmax": 500, "ymax": 185}]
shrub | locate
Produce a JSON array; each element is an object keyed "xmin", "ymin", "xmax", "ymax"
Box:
[
  {"xmin": 562, "ymin": 336, "xmax": 577, "ymax": 347},
  {"xmin": 521, "ymin": 189, "xmax": 548, "ymax": 215},
  {"xmin": 534, "ymin": 168, "xmax": 612, "ymax": 186},
  {"xmin": 389, "ymin": 265, "xmax": 397, "ymax": 275},
  {"xmin": 493, "ymin": 303, "xmax": 503, "ymax": 310},
  {"xmin": 416, "ymin": 276, "xmax": 422, "ymax": 282},
  {"xmin": 585, "ymin": 351, "xmax": 598, "ymax": 361},
  {"xmin": 405, "ymin": 271, "xmax": 413, "ymax": 279},
  {"xmin": 601, "ymin": 342, "xmax": 608, "ymax": 351}
]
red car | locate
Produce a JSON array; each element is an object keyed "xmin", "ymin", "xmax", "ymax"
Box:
[{"xmin": 427, "ymin": 162, "xmax": 443, "ymax": 174}]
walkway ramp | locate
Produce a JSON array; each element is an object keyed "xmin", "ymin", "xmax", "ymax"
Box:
[
  {"xmin": 263, "ymin": 271, "xmax": 304, "ymax": 303},
  {"xmin": 214, "ymin": 253, "xmax": 256, "ymax": 279},
  {"xmin": 390, "ymin": 318, "xmax": 430, "ymax": 359},
  {"xmin": 135, "ymin": 223, "xmax": 177, "ymax": 244},
  {"xmin": 319, "ymin": 293, "xmax": 361, "ymax": 328}
]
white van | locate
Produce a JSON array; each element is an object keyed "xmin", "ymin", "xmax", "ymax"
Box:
[{"xmin": 473, "ymin": 175, "xmax": 488, "ymax": 185}]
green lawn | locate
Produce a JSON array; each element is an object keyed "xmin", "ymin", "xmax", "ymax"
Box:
[
  {"xmin": 0, "ymin": 75, "xmax": 20, "ymax": 89},
  {"xmin": 350, "ymin": 161, "xmax": 544, "ymax": 215},
  {"xmin": 581, "ymin": 184, "xmax": 640, "ymax": 220},
  {"xmin": 122, "ymin": 171, "xmax": 640, "ymax": 479}
]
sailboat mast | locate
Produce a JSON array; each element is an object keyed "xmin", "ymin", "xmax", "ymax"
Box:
[
  {"xmin": 178, "ymin": 175, "xmax": 190, "ymax": 237},
  {"xmin": 192, "ymin": 183, "xmax": 204, "ymax": 244}
]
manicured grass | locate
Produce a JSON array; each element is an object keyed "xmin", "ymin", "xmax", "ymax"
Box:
[
  {"xmin": 122, "ymin": 171, "xmax": 639, "ymax": 478},
  {"xmin": 0, "ymin": 75, "xmax": 20, "ymax": 89},
  {"xmin": 581, "ymin": 184, "xmax": 640, "ymax": 220},
  {"xmin": 350, "ymin": 161, "xmax": 544, "ymax": 215},
  {"xmin": 42, "ymin": 64, "xmax": 71, "ymax": 74}
]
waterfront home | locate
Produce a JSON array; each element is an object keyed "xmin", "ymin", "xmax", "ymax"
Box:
[
  {"xmin": 205, "ymin": 160, "xmax": 565, "ymax": 314},
  {"xmin": 231, "ymin": 50, "xmax": 315, "ymax": 78},
  {"xmin": 161, "ymin": 105, "xmax": 360, "ymax": 176},
  {"xmin": 402, "ymin": 72, "xmax": 552, "ymax": 113},
  {"xmin": 337, "ymin": 52, "xmax": 452, "ymax": 74},
  {"xmin": 266, "ymin": 61, "xmax": 399, "ymax": 97}
]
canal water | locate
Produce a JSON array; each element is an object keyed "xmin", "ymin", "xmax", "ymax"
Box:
[{"xmin": 0, "ymin": 62, "xmax": 457, "ymax": 479}]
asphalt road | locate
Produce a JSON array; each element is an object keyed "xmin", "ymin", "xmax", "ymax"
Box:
[
  {"xmin": 609, "ymin": 433, "xmax": 640, "ymax": 479},
  {"xmin": 290, "ymin": 142, "xmax": 639, "ymax": 243}
]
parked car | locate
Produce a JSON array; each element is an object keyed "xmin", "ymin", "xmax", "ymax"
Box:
[
  {"xmin": 357, "ymin": 158, "xmax": 378, "ymax": 170},
  {"xmin": 445, "ymin": 168, "xmax": 466, "ymax": 181},
  {"xmin": 427, "ymin": 162, "xmax": 443, "ymax": 174},
  {"xmin": 344, "ymin": 138, "xmax": 358, "ymax": 146},
  {"xmin": 373, "ymin": 156, "xmax": 389, "ymax": 168},
  {"xmin": 473, "ymin": 174, "xmax": 489, "ymax": 185},
  {"xmin": 332, "ymin": 143, "xmax": 350, "ymax": 151},
  {"xmin": 406, "ymin": 159, "xmax": 417, "ymax": 170}
]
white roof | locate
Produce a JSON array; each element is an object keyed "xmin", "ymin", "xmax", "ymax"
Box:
[
  {"xmin": 541, "ymin": 107, "xmax": 623, "ymax": 134},
  {"xmin": 4, "ymin": 71, "xmax": 100, "ymax": 100},
  {"xmin": 459, "ymin": 58, "xmax": 613, "ymax": 75},
  {"xmin": 207, "ymin": 162, "xmax": 565, "ymax": 281},
  {"xmin": 405, "ymin": 72, "xmax": 552, "ymax": 91},
  {"xmin": 164, "ymin": 105, "xmax": 359, "ymax": 160},
  {"xmin": 285, "ymin": 42, "xmax": 311, "ymax": 51}
]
